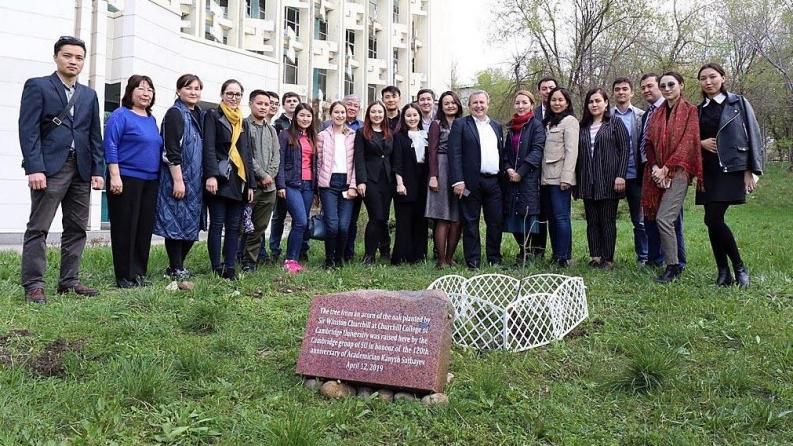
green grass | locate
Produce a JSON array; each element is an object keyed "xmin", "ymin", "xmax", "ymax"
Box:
[{"xmin": 0, "ymin": 163, "xmax": 791, "ymax": 445}]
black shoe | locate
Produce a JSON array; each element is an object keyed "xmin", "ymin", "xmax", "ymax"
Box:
[
  {"xmin": 135, "ymin": 275, "xmax": 151, "ymax": 287},
  {"xmin": 655, "ymin": 264, "xmax": 681, "ymax": 284},
  {"xmin": 380, "ymin": 250, "xmax": 391, "ymax": 262},
  {"xmin": 324, "ymin": 259, "xmax": 337, "ymax": 269},
  {"xmin": 213, "ymin": 266, "xmax": 225, "ymax": 277},
  {"xmin": 734, "ymin": 264, "xmax": 750, "ymax": 288},
  {"xmin": 221, "ymin": 268, "xmax": 238, "ymax": 281},
  {"xmin": 362, "ymin": 255, "xmax": 375, "ymax": 266},
  {"xmin": 716, "ymin": 266, "xmax": 733, "ymax": 287},
  {"xmin": 588, "ymin": 259, "xmax": 602, "ymax": 268},
  {"xmin": 117, "ymin": 278, "xmax": 138, "ymax": 289},
  {"xmin": 241, "ymin": 262, "xmax": 256, "ymax": 273},
  {"xmin": 466, "ymin": 261, "xmax": 480, "ymax": 271}
]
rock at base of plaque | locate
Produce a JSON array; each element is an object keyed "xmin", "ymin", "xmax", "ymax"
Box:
[
  {"xmin": 421, "ymin": 393, "xmax": 449, "ymax": 406},
  {"xmin": 357, "ymin": 386, "xmax": 374, "ymax": 398},
  {"xmin": 393, "ymin": 392, "xmax": 417, "ymax": 401},
  {"xmin": 375, "ymin": 389, "xmax": 394, "ymax": 401},
  {"xmin": 303, "ymin": 378, "xmax": 323, "ymax": 391},
  {"xmin": 320, "ymin": 381, "xmax": 356, "ymax": 399}
]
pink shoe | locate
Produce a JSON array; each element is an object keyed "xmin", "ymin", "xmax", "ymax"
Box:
[{"xmin": 283, "ymin": 259, "xmax": 302, "ymax": 274}]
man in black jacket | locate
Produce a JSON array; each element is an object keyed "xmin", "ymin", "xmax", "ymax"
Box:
[{"xmin": 18, "ymin": 36, "xmax": 104, "ymax": 303}]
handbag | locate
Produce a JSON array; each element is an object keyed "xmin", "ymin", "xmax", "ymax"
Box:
[
  {"xmin": 308, "ymin": 213, "xmax": 327, "ymax": 240},
  {"xmin": 217, "ymin": 158, "xmax": 232, "ymax": 182}
]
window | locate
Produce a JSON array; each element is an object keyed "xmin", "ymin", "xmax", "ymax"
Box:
[
  {"xmin": 367, "ymin": 84, "xmax": 377, "ymax": 104},
  {"xmin": 313, "ymin": 69, "xmax": 327, "ymax": 100},
  {"xmin": 285, "ymin": 7, "xmax": 300, "ymax": 36},
  {"xmin": 315, "ymin": 17, "xmax": 328, "ymax": 40},
  {"xmin": 345, "ymin": 72, "xmax": 354, "ymax": 96},
  {"xmin": 393, "ymin": 1, "xmax": 400, "ymax": 22},
  {"xmin": 245, "ymin": 0, "xmax": 267, "ymax": 18},
  {"xmin": 368, "ymin": 26, "xmax": 377, "ymax": 58},
  {"xmin": 393, "ymin": 48, "xmax": 399, "ymax": 83},
  {"xmin": 283, "ymin": 55, "xmax": 298, "ymax": 84},
  {"xmin": 345, "ymin": 30, "xmax": 355, "ymax": 56}
]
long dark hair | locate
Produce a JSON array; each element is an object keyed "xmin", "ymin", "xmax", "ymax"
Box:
[
  {"xmin": 121, "ymin": 74, "xmax": 155, "ymax": 115},
  {"xmin": 697, "ymin": 62, "xmax": 728, "ymax": 98},
  {"xmin": 362, "ymin": 101, "xmax": 392, "ymax": 141},
  {"xmin": 579, "ymin": 88, "xmax": 611, "ymax": 128},
  {"xmin": 436, "ymin": 90, "xmax": 463, "ymax": 129},
  {"xmin": 398, "ymin": 103, "xmax": 423, "ymax": 133},
  {"xmin": 543, "ymin": 87, "xmax": 575, "ymax": 127},
  {"xmin": 287, "ymin": 103, "xmax": 316, "ymax": 150}
]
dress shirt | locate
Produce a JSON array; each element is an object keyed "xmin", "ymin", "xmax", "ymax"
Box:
[
  {"xmin": 475, "ymin": 116, "xmax": 499, "ymax": 174},
  {"xmin": 613, "ymin": 105, "xmax": 636, "ymax": 178},
  {"xmin": 639, "ymin": 97, "xmax": 665, "ymax": 163}
]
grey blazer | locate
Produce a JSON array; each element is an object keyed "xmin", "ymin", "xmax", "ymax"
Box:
[{"xmin": 610, "ymin": 105, "xmax": 645, "ymax": 171}]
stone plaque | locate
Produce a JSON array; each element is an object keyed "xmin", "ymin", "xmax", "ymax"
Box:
[{"xmin": 296, "ymin": 290, "xmax": 454, "ymax": 393}]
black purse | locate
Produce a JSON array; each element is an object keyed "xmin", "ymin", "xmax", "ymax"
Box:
[
  {"xmin": 308, "ymin": 213, "xmax": 327, "ymax": 240},
  {"xmin": 217, "ymin": 158, "xmax": 232, "ymax": 182}
]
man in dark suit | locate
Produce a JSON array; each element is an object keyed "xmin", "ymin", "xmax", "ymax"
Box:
[
  {"xmin": 18, "ymin": 36, "xmax": 104, "ymax": 303},
  {"xmin": 449, "ymin": 90, "xmax": 505, "ymax": 269}
]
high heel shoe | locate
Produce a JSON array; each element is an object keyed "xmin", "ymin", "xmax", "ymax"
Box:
[{"xmin": 715, "ymin": 266, "xmax": 734, "ymax": 287}]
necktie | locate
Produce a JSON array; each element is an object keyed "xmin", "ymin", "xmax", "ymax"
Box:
[{"xmin": 639, "ymin": 104, "xmax": 656, "ymax": 162}]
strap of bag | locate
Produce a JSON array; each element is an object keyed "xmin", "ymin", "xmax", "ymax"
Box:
[{"xmin": 41, "ymin": 86, "xmax": 81, "ymax": 138}]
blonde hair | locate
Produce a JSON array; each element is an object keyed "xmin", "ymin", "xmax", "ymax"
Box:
[{"xmin": 515, "ymin": 90, "xmax": 536, "ymax": 105}]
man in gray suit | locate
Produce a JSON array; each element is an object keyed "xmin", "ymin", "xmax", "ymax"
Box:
[
  {"xmin": 611, "ymin": 77, "xmax": 647, "ymax": 264},
  {"xmin": 18, "ymin": 36, "xmax": 104, "ymax": 303}
]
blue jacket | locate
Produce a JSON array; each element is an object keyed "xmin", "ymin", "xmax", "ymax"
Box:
[
  {"xmin": 276, "ymin": 130, "xmax": 317, "ymax": 190},
  {"xmin": 18, "ymin": 72, "xmax": 103, "ymax": 181},
  {"xmin": 699, "ymin": 92, "xmax": 764, "ymax": 175},
  {"xmin": 502, "ymin": 117, "xmax": 545, "ymax": 216}
]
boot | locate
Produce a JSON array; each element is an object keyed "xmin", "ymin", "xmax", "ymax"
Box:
[
  {"xmin": 715, "ymin": 266, "xmax": 733, "ymax": 287},
  {"xmin": 655, "ymin": 264, "xmax": 681, "ymax": 284},
  {"xmin": 734, "ymin": 263, "xmax": 750, "ymax": 288}
]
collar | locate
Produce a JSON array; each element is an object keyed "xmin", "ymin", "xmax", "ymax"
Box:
[
  {"xmin": 55, "ymin": 71, "xmax": 76, "ymax": 89},
  {"xmin": 704, "ymin": 93, "xmax": 727, "ymax": 106},
  {"xmin": 651, "ymin": 97, "xmax": 665, "ymax": 109},
  {"xmin": 246, "ymin": 115, "xmax": 265, "ymax": 126},
  {"xmin": 613, "ymin": 105, "xmax": 632, "ymax": 116},
  {"xmin": 472, "ymin": 115, "xmax": 490, "ymax": 124}
]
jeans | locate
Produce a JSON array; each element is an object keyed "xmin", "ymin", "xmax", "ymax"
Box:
[
  {"xmin": 320, "ymin": 174, "xmax": 354, "ymax": 263},
  {"xmin": 625, "ymin": 177, "xmax": 648, "ymax": 262},
  {"xmin": 207, "ymin": 196, "xmax": 244, "ymax": 271},
  {"xmin": 541, "ymin": 185, "xmax": 572, "ymax": 262},
  {"xmin": 285, "ymin": 181, "xmax": 314, "ymax": 261},
  {"xmin": 646, "ymin": 211, "xmax": 687, "ymax": 267}
]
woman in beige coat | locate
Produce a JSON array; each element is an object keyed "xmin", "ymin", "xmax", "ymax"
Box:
[{"xmin": 540, "ymin": 87, "xmax": 579, "ymax": 266}]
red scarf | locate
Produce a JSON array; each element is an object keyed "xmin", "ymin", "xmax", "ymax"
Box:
[
  {"xmin": 641, "ymin": 99, "xmax": 702, "ymax": 219},
  {"xmin": 509, "ymin": 110, "xmax": 534, "ymax": 134}
]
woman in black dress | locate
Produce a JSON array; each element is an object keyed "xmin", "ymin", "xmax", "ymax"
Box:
[
  {"xmin": 697, "ymin": 63, "xmax": 763, "ymax": 287},
  {"xmin": 354, "ymin": 101, "xmax": 395, "ymax": 265}
]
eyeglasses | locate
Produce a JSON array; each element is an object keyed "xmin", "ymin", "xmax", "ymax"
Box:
[
  {"xmin": 659, "ymin": 82, "xmax": 678, "ymax": 90},
  {"xmin": 224, "ymin": 92, "xmax": 242, "ymax": 99}
]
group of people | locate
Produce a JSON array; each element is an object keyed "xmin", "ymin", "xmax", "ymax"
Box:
[{"xmin": 17, "ymin": 36, "xmax": 763, "ymax": 303}]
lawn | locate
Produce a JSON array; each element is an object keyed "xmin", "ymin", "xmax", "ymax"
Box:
[{"xmin": 0, "ymin": 164, "xmax": 791, "ymax": 445}]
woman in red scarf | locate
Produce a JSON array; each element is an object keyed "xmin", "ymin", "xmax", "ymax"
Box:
[
  {"xmin": 501, "ymin": 90, "xmax": 546, "ymax": 266},
  {"xmin": 641, "ymin": 71, "xmax": 702, "ymax": 283}
]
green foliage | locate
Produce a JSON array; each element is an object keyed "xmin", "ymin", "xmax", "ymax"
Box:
[{"xmin": 106, "ymin": 355, "xmax": 178, "ymax": 406}]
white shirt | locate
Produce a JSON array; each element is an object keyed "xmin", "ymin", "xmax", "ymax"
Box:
[
  {"xmin": 589, "ymin": 122, "xmax": 601, "ymax": 156},
  {"xmin": 704, "ymin": 92, "xmax": 726, "ymax": 107},
  {"xmin": 408, "ymin": 130, "xmax": 427, "ymax": 163},
  {"xmin": 332, "ymin": 133, "xmax": 347, "ymax": 174},
  {"xmin": 475, "ymin": 116, "xmax": 499, "ymax": 174}
]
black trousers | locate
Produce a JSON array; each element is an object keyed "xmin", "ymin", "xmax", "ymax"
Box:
[
  {"xmin": 362, "ymin": 181, "xmax": 393, "ymax": 258},
  {"xmin": 393, "ymin": 201, "xmax": 428, "ymax": 264},
  {"xmin": 704, "ymin": 202, "xmax": 742, "ymax": 268},
  {"xmin": 460, "ymin": 175, "xmax": 503, "ymax": 267},
  {"xmin": 583, "ymin": 199, "xmax": 618, "ymax": 262},
  {"xmin": 107, "ymin": 176, "xmax": 158, "ymax": 282},
  {"xmin": 164, "ymin": 239, "xmax": 194, "ymax": 271}
]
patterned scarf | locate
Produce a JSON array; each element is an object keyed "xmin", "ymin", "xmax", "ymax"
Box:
[
  {"xmin": 641, "ymin": 98, "xmax": 702, "ymax": 219},
  {"xmin": 220, "ymin": 102, "xmax": 246, "ymax": 181}
]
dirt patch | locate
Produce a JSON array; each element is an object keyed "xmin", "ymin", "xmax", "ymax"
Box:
[
  {"xmin": 567, "ymin": 318, "xmax": 605, "ymax": 339},
  {"xmin": 0, "ymin": 330, "xmax": 85, "ymax": 378},
  {"xmin": 272, "ymin": 276, "xmax": 308, "ymax": 294}
]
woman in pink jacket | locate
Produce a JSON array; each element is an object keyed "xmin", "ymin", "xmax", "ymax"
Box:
[{"xmin": 317, "ymin": 101, "xmax": 358, "ymax": 268}]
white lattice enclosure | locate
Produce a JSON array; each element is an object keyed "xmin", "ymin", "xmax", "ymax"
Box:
[{"xmin": 427, "ymin": 274, "xmax": 588, "ymax": 352}]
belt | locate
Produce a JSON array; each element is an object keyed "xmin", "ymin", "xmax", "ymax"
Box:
[{"xmin": 480, "ymin": 172, "xmax": 498, "ymax": 178}]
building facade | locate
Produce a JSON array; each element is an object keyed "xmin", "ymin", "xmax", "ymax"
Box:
[{"xmin": 0, "ymin": 0, "xmax": 451, "ymax": 235}]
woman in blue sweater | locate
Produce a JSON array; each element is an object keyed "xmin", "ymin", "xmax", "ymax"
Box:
[{"xmin": 104, "ymin": 75, "xmax": 163, "ymax": 288}]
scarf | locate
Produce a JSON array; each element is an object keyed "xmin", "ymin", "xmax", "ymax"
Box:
[
  {"xmin": 510, "ymin": 110, "xmax": 534, "ymax": 134},
  {"xmin": 408, "ymin": 129, "xmax": 428, "ymax": 163},
  {"xmin": 641, "ymin": 98, "xmax": 702, "ymax": 219},
  {"xmin": 220, "ymin": 102, "xmax": 246, "ymax": 181}
]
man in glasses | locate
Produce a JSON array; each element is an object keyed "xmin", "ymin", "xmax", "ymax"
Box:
[
  {"xmin": 638, "ymin": 73, "xmax": 687, "ymax": 270},
  {"xmin": 18, "ymin": 36, "xmax": 105, "ymax": 303}
]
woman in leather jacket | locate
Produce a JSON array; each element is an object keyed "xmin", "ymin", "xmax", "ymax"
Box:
[{"xmin": 696, "ymin": 63, "xmax": 764, "ymax": 287}]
